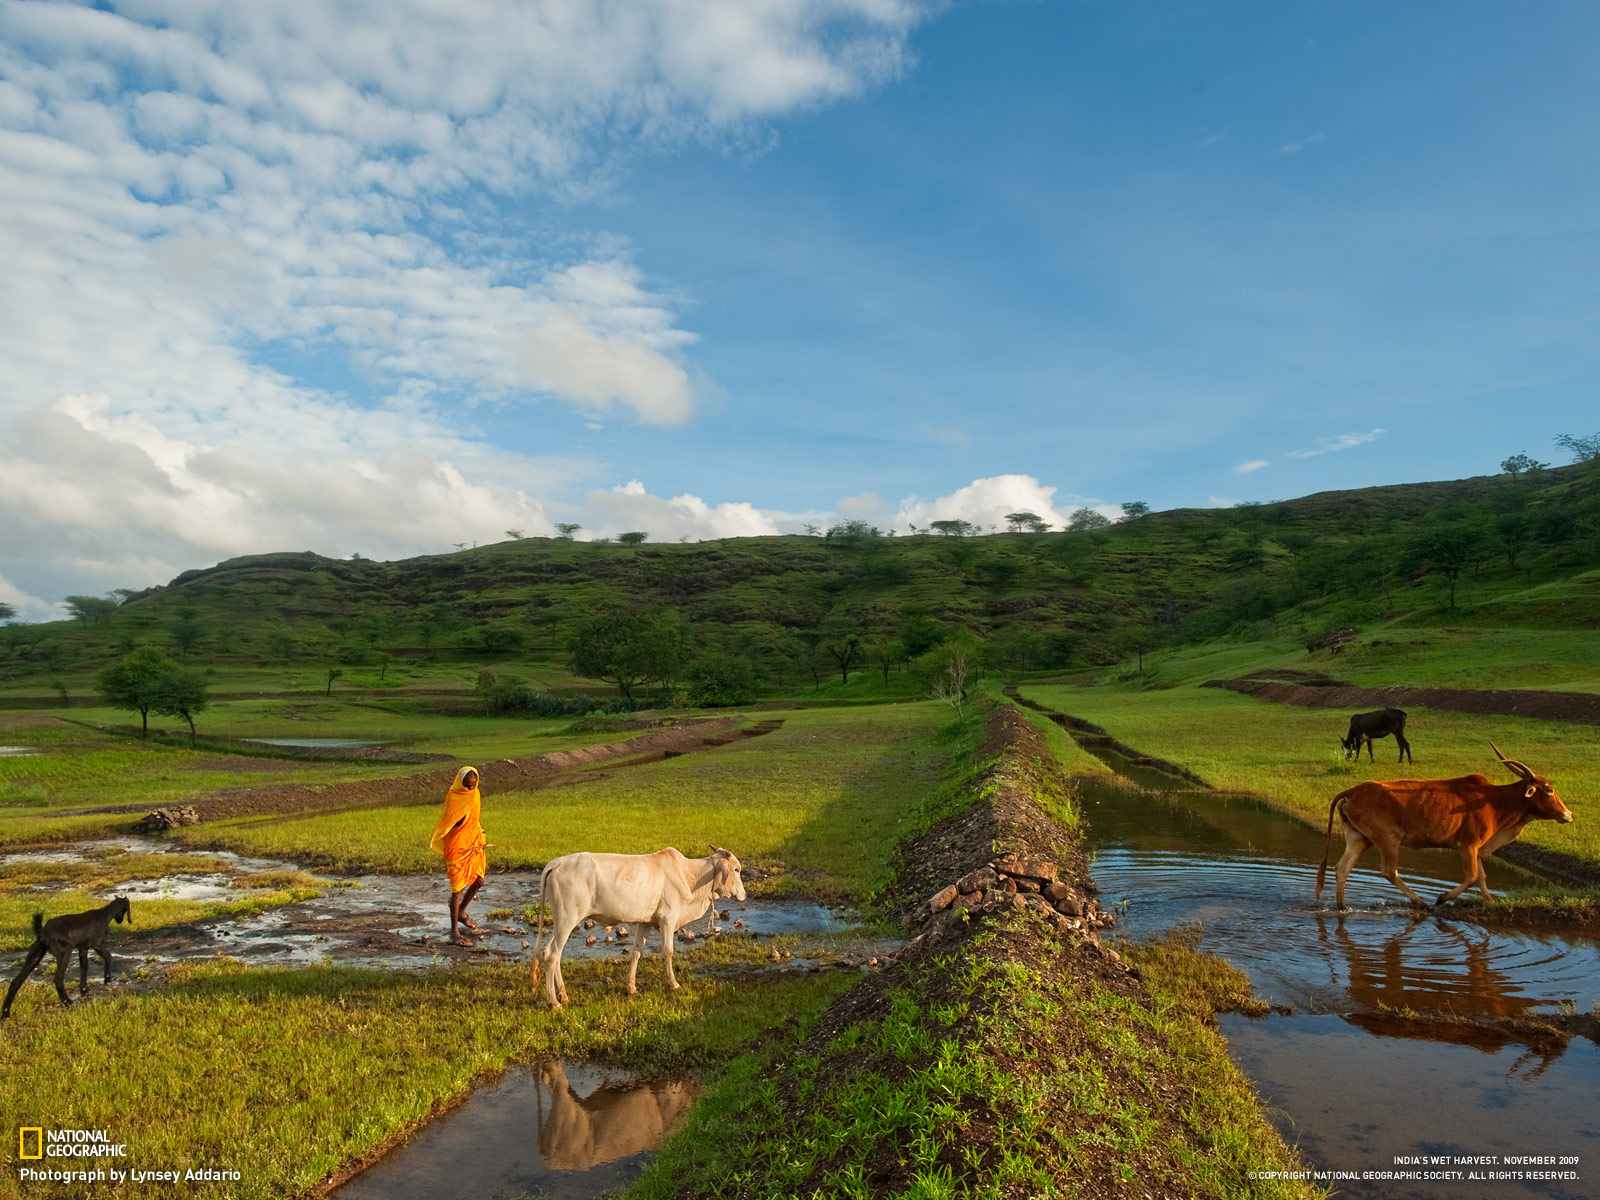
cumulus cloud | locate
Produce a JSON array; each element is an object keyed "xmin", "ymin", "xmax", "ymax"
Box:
[
  {"xmin": 0, "ymin": 0, "xmax": 930, "ymax": 600},
  {"xmin": 0, "ymin": 572, "xmax": 59, "ymax": 622},
  {"xmin": 1208, "ymin": 495, "xmax": 1241, "ymax": 508},
  {"xmin": 1232, "ymin": 459, "xmax": 1270, "ymax": 474},
  {"xmin": 1279, "ymin": 132, "xmax": 1325, "ymax": 154},
  {"xmin": 835, "ymin": 491, "xmax": 883, "ymax": 517},
  {"xmin": 891, "ymin": 475, "xmax": 1117, "ymax": 533},
  {"xmin": 585, "ymin": 480, "xmax": 783, "ymax": 542},
  {"xmin": 1286, "ymin": 428, "xmax": 1386, "ymax": 458}
]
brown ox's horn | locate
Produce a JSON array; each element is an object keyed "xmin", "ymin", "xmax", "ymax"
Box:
[{"xmin": 1489, "ymin": 741, "xmax": 1534, "ymax": 781}]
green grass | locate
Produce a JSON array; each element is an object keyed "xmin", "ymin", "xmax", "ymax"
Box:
[
  {"xmin": 630, "ymin": 913, "xmax": 1315, "ymax": 1200},
  {"xmin": 0, "ymin": 957, "xmax": 853, "ymax": 1200},
  {"xmin": 1020, "ymin": 683, "xmax": 1600, "ymax": 865},
  {"xmin": 181, "ymin": 704, "xmax": 951, "ymax": 898}
]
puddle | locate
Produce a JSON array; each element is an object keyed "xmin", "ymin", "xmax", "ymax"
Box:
[
  {"xmin": 0, "ymin": 746, "xmax": 37, "ymax": 757},
  {"xmin": 337, "ymin": 1061, "xmax": 696, "ymax": 1200},
  {"xmin": 1068, "ymin": 758, "xmax": 1600, "ymax": 1197},
  {"xmin": 244, "ymin": 738, "xmax": 388, "ymax": 749},
  {"xmin": 110, "ymin": 873, "xmax": 244, "ymax": 902}
]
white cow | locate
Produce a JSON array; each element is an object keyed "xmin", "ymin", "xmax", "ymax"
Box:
[{"xmin": 533, "ymin": 845, "xmax": 746, "ymax": 1010}]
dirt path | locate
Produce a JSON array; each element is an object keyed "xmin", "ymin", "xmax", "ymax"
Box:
[
  {"xmin": 66, "ymin": 717, "xmax": 786, "ymax": 822},
  {"xmin": 1203, "ymin": 676, "xmax": 1600, "ymax": 726}
]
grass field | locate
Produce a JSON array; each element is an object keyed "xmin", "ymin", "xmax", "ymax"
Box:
[
  {"xmin": 1020, "ymin": 683, "xmax": 1600, "ymax": 865},
  {"xmin": 183, "ymin": 704, "xmax": 951, "ymax": 899},
  {"xmin": 0, "ymin": 955, "xmax": 853, "ymax": 1200}
]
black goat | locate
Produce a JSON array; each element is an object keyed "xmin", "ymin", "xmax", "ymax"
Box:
[
  {"xmin": 1341, "ymin": 708, "xmax": 1412, "ymax": 764},
  {"xmin": 2, "ymin": 897, "xmax": 131, "ymax": 1019}
]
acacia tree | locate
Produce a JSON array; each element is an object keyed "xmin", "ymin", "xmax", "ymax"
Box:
[
  {"xmin": 618, "ymin": 531, "xmax": 649, "ymax": 545},
  {"xmin": 1407, "ymin": 522, "xmax": 1490, "ymax": 609},
  {"xmin": 929, "ymin": 519, "xmax": 975, "ymax": 537},
  {"xmin": 157, "ymin": 668, "xmax": 211, "ymax": 745},
  {"xmin": 97, "ymin": 647, "xmax": 179, "ymax": 738},
  {"xmin": 65, "ymin": 595, "xmax": 118, "ymax": 625},
  {"xmin": 1500, "ymin": 453, "xmax": 1547, "ymax": 477},
  {"xmin": 818, "ymin": 615, "xmax": 864, "ymax": 684},
  {"xmin": 1120, "ymin": 501, "xmax": 1152, "ymax": 520},
  {"xmin": 1068, "ymin": 508, "xmax": 1111, "ymax": 531},
  {"xmin": 0, "ymin": 602, "xmax": 14, "ymax": 623},
  {"xmin": 1554, "ymin": 432, "xmax": 1600, "ymax": 464},
  {"xmin": 555, "ymin": 523, "xmax": 582, "ymax": 540},
  {"xmin": 1004, "ymin": 510, "xmax": 1049, "ymax": 533},
  {"xmin": 569, "ymin": 609, "xmax": 680, "ymax": 699}
]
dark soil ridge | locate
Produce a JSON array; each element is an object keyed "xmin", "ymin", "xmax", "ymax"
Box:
[
  {"xmin": 683, "ymin": 704, "xmax": 1296, "ymax": 1200},
  {"xmin": 1203, "ymin": 675, "xmax": 1600, "ymax": 727},
  {"xmin": 1005, "ymin": 686, "xmax": 1212, "ymax": 786},
  {"xmin": 61, "ymin": 718, "xmax": 764, "ymax": 823}
]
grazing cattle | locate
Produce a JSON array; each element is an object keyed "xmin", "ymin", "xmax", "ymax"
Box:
[
  {"xmin": 533, "ymin": 845, "xmax": 746, "ymax": 1010},
  {"xmin": 1342, "ymin": 708, "xmax": 1412, "ymax": 763},
  {"xmin": 1315, "ymin": 743, "xmax": 1573, "ymax": 909}
]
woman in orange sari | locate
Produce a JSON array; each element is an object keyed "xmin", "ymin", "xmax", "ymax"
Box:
[{"xmin": 430, "ymin": 766, "xmax": 487, "ymax": 945}]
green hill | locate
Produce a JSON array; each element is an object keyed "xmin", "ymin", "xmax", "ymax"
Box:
[{"xmin": 3, "ymin": 461, "xmax": 1598, "ymax": 701}]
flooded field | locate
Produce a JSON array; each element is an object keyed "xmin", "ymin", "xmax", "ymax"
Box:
[
  {"xmin": 0, "ymin": 836, "xmax": 888, "ymax": 976},
  {"xmin": 337, "ymin": 1061, "xmax": 697, "ymax": 1199},
  {"xmin": 1076, "ymin": 763, "xmax": 1600, "ymax": 1198}
]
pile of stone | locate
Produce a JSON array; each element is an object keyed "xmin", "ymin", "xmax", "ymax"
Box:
[
  {"xmin": 134, "ymin": 805, "xmax": 200, "ymax": 833},
  {"xmin": 903, "ymin": 855, "xmax": 1117, "ymax": 951}
]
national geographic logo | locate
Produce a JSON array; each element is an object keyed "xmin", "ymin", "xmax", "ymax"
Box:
[{"xmin": 15, "ymin": 1127, "xmax": 127, "ymax": 1158}]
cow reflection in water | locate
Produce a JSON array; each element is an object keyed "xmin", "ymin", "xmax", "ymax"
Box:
[
  {"xmin": 536, "ymin": 1062, "xmax": 697, "ymax": 1171},
  {"xmin": 1318, "ymin": 915, "xmax": 1580, "ymax": 1079}
]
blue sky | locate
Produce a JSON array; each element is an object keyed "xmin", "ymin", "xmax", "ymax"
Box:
[{"xmin": 1, "ymin": 1, "xmax": 1597, "ymax": 613}]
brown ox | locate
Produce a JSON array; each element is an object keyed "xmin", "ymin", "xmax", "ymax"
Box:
[{"xmin": 1315, "ymin": 742, "xmax": 1573, "ymax": 909}]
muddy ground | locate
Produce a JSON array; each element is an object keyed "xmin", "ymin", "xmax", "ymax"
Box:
[{"xmin": 1205, "ymin": 675, "xmax": 1600, "ymax": 726}]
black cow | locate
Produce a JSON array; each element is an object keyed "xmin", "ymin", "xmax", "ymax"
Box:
[{"xmin": 1341, "ymin": 708, "xmax": 1412, "ymax": 763}]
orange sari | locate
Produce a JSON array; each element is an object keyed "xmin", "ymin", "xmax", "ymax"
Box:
[{"xmin": 430, "ymin": 766, "xmax": 486, "ymax": 893}]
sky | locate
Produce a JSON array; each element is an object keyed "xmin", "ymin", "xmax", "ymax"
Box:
[{"xmin": 2, "ymin": 0, "xmax": 1598, "ymax": 617}]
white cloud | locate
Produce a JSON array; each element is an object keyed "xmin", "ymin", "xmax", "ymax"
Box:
[
  {"xmin": 892, "ymin": 475, "xmax": 1117, "ymax": 533},
  {"xmin": 835, "ymin": 490, "xmax": 883, "ymax": 517},
  {"xmin": 585, "ymin": 480, "xmax": 783, "ymax": 542},
  {"xmin": 1279, "ymin": 132, "xmax": 1325, "ymax": 154},
  {"xmin": 0, "ymin": 572, "xmax": 60, "ymax": 622},
  {"xmin": 1286, "ymin": 428, "xmax": 1386, "ymax": 458},
  {"xmin": 919, "ymin": 423, "xmax": 973, "ymax": 451},
  {"xmin": 0, "ymin": 0, "xmax": 930, "ymax": 599},
  {"xmin": 1208, "ymin": 495, "xmax": 1241, "ymax": 508},
  {"xmin": 1232, "ymin": 459, "xmax": 1270, "ymax": 474},
  {"xmin": 1196, "ymin": 132, "xmax": 1226, "ymax": 148}
]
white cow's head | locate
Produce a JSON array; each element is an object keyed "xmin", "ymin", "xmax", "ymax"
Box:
[{"xmin": 709, "ymin": 845, "xmax": 747, "ymax": 902}]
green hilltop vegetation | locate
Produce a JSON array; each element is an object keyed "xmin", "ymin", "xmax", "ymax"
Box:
[{"xmin": 4, "ymin": 455, "xmax": 1600, "ymax": 708}]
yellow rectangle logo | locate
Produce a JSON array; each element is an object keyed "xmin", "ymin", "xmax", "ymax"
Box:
[{"xmin": 19, "ymin": 1128, "xmax": 42, "ymax": 1159}]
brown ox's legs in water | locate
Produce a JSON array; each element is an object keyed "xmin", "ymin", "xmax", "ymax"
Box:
[{"xmin": 449, "ymin": 878, "xmax": 483, "ymax": 946}]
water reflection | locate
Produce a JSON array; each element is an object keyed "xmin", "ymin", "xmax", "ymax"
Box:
[{"xmin": 337, "ymin": 1061, "xmax": 698, "ymax": 1200}]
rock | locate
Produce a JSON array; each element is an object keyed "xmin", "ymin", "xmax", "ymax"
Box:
[
  {"xmin": 1053, "ymin": 895, "xmax": 1084, "ymax": 917},
  {"xmin": 1019, "ymin": 894, "xmax": 1056, "ymax": 919},
  {"xmin": 134, "ymin": 805, "xmax": 200, "ymax": 833},
  {"xmin": 867, "ymin": 957, "xmax": 879, "ymax": 968},
  {"xmin": 927, "ymin": 884, "xmax": 959, "ymax": 913},
  {"xmin": 956, "ymin": 866, "xmax": 997, "ymax": 894},
  {"xmin": 583, "ymin": 919, "xmax": 594, "ymax": 930},
  {"xmin": 1014, "ymin": 878, "xmax": 1040, "ymax": 894},
  {"xmin": 734, "ymin": 918, "xmax": 744, "ymax": 929},
  {"xmin": 585, "ymin": 935, "xmax": 597, "ymax": 946},
  {"xmin": 679, "ymin": 929, "xmax": 696, "ymax": 942},
  {"xmin": 771, "ymin": 948, "xmax": 782, "ymax": 961},
  {"xmin": 1102, "ymin": 947, "xmax": 1122, "ymax": 964},
  {"xmin": 720, "ymin": 909, "xmax": 730, "ymax": 920},
  {"xmin": 605, "ymin": 935, "xmax": 614, "ymax": 944},
  {"xmin": 616, "ymin": 925, "xmax": 630, "ymax": 938},
  {"xmin": 1043, "ymin": 881, "xmax": 1075, "ymax": 902},
  {"xmin": 998, "ymin": 857, "xmax": 1057, "ymax": 884},
  {"xmin": 1001, "ymin": 877, "xmax": 1018, "ymax": 896}
]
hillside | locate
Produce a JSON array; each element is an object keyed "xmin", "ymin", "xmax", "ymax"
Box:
[{"xmin": 3, "ymin": 461, "xmax": 1598, "ymax": 700}]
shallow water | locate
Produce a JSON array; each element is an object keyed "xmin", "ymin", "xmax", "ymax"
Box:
[
  {"xmin": 0, "ymin": 745, "xmax": 37, "ymax": 757},
  {"xmin": 244, "ymin": 737, "xmax": 387, "ymax": 748},
  {"xmin": 337, "ymin": 1061, "xmax": 697, "ymax": 1200},
  {"xmin": 1075, "ymin": 769, "xmax": 1600, "ymax": 1197}
]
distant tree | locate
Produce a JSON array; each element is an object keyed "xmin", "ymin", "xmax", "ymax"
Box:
[
  {"xmin": 1068, "ymin": 508, "xmax": 1111, "ymax": 531},
  {"xmin": 170, "ymin": 615, "xmax": 204, "ymax": 657},
  {"xmin": 1120, "ymin": 501, "xmax": 1152, "ymax": 520},
  {"xmin": 350, "ymin": 551, "xmax": 364, "ymax": 561},
  {"xmin": 505, "ymin": 528, "xmax": 525, "ymax": 540},
  {"xmin": 868, "ymin": 633, "xmax": 900, "ymax": 683},
  {"xmin": 930, "ymin": 648, "xmax": 969, "ymax": 716},
  {"xmin": 553, "ymin": 523, "xmax": 581, "ymax": 540},
  {"xmin": 64, "ymin": 595, "xmax": 118, "ymax": 625},
  {"xmin": 1004, "ymin": 510, "xmax": 1049, "ymax": 533},
  {"xmin": 569, "ymin": 610, "xmax": 652, "ymax": 699},
  {"xmin": 1554, "ymin": 432, "xmax": 1600, "ymax": 464},
  {"xmin": 0, "ymin": 602, "xmax": 15, "ymax": 623},
  {"xmin": 1407, "ymin": 521, "xmax": 1490, "ymax": 608},
  {"xmin": 618, "ymin": 531, "xmax": 649, "ymax": 545},
  {"xmin": 929, "ymin": 519, "xmax": 976, "ymax": 537},
  {"xmin": 156, "ymin": 667, "xmax": 211, "ymax": 745},
  {"xmin": 817, "ymin": 615, "xmax": 864, "ymax": 684},
  {"xmin": 373, "ymin": 651, "xmax": 395, "ymax": 681},
  {"xmin": 109, "ymin": 588, "xmax": 138, "ymax": 605},
  {"xmin": 686, "ymin": 654, "xmax": 758, "ymax": 707},
  {"xmin": 266, "ymin": 632, "xmax": 295, "ymax": 664},
  {"xmin": 976, "ymin": 556, "xmax": 1024, "ymax": 591},
  {"xmin": 51, "ymin": 679, "xmax": 69, "ymax": 708},
  {"xmin": 1495, "ymin": 512, "xmax": 1532, "ymax": 570},
  {"xmin": 97, "ymin": 647, "xmax": 179, "ymax": 738},
  {"xmin": 325, "ymin": 666, "xmax": 343, "ymax": 697},
  {"xmin": 825, "ymin": 520, "xmax": 881, "ymax": 541},
  {"xmin": 1115, "ymin": 625, "xmax": 1170, "ymax": 673},
  {"xmin": 1500, "ymin": 453, "xmax": 1548, "ymax": 477},
  {"xmin": 477, "ymin": 625, "xmax": 527, "ymax": 657},
  {"xmin": 802, "ymin": 524, "xmax": 821, "ymax": 536}
]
